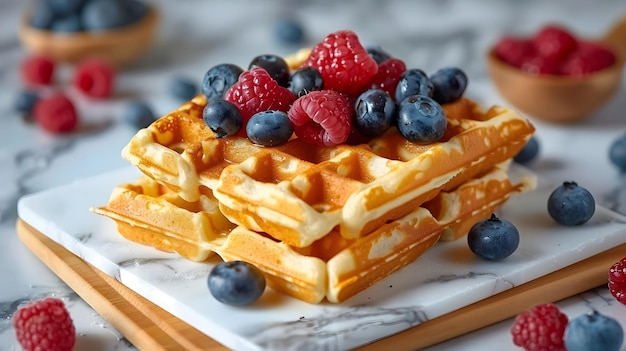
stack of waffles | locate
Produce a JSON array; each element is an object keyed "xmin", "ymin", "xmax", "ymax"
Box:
[{"xmin": 92, "ymin": 92, "xmax": 536, "ymax": 303}]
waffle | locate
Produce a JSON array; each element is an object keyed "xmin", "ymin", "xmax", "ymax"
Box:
[
  {"xmin": 121, "ymin": 97, "xmax": 535, "ymax": 248},
  {"xmin": 93, "ymin": 163, "xmax": 534, "ymax": 303}
]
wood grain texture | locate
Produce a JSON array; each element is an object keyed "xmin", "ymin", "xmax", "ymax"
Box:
[{"xmin": 16, "ymin": 218, "xmax": 624, "ymax": 351}]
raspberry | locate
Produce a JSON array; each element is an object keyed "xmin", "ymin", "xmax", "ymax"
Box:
[
  {"xmin": 73, "ymin": 58, "xmax": 116, "ymax": 98},
  {"xmin": 608, "ymin": 255, "xmax": 626, "ymax": 305},
  {"xmin": 367, "ymin": 57, "xmax": 406, "ymax": 99},
  {"xmin": 520, "ymin": 54, "xmax": 560, "ymax": 75},
  {"xmin": 533, "ymin": 25, "xmax": 578, "ymax": 62},
  {"xmin": 33, "ymin": 93, "xmax": 79, "ymax": 133},
  {"xmin": 302, "ymin": 30, "xmax": 378, "ymax": 96},
  {"xmin": 493, "ymin": 37, "xmax": 536, "ymax": 68},
  {"xmin": 224, "ymin": 67, "xmax": 295, "ymax": 136},
  {"xmin": 288, "ymin": 90, "xmax": 352, "ymax": 146},
  {"xmin": 511, "ymin": 303, "xmax": 568, "ymax": 351},
  {"xmin": 21, "ymin": 55, "xmax": 55, "ymax": 86},
  {"xmin": 560, "ymin": 41, "xmax": 616, "ymax": 76},
  {"xmin": 12, "ymin": 297, "xmax": 76, "ymax": 351}
]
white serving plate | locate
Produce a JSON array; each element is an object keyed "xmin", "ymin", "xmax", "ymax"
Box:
[{"xmin": 17, "ymin": 165, "xmax": 626, "ymax": 351}]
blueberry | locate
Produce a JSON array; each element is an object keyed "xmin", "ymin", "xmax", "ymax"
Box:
[
  {"xmin": 273, "ymin": 17, "xmax": 305, "ymax": 45},
  {"xmin": 123, "ymin": 101, "xmax": 155, "ymax": 129},
  {"xmin": 353, "ymin": 89, "xmax": 396, "ymax": 137},
  {"xmin": 514, "ymin": 136, "xmax": 540, "ymax": 165},
  {"xmin": 429, "ymin": 67, "xmax": 468, "ymax": 104},
  {"xmin": 207, "ymin": 260, "xmax": 266, "ymax": 306},
  {"xmin": 81, "ymin": 0, "xmax": 133, "ymax": 31},
  {"xmin": 395, "ymin": 69, "xmax": 434, "ymax": 103},
  {"xmin": 15, "ymin": 91, "xmax": 40, "ymax": 115},
  {"xmin": 249, "ymin": 54, "xmax": 290, "ymax": 88},
  {"xmin": 547, "ymin": 181, "xmax": 595, "ymax": 226},
  {"xmin": 366, "ymin": 45, "xmax": 392, "ymax": 64},
  {"xmin": 124, "ymin": 0, "xmax": 149, "ymax": 23},
  {"xmin": 50, "ymin": 14, "xmax": 83, "ymax": 32},
  {"xmin": 397, "ymin": 95, "xmax": 447, "ymax": 143},
  {"xmin": 168, "ymin": 76, "xmax": 198, "ymax": 101},
  {"xmin": 47, "ymin": 0, "xmax": 86, "ymax": 17},
  {"xmin": 201, "ymin": 64, "xmax": 244, "ymax": 102},
  {"xmin": 609, "ymin": 133, "xmax": 626, "ymax": 172},
  {"xmin": 467, "ymin": 214, "xmax": 520, "ymax": 261},
  {"xmin": 289, "ymin": 66, "xmax": 323, "ymax": 97},
  {"xmin": 202, "ymin": 99, "xmax": 242, "ymax": 138},
  {"xmin": 246, "ymin": 110, "xmax": 293, "ymax": 146},
  {"xmin": 29, "ymin": 2, "xmax": 56, "ymax": 29},
  {"xmin": 564, "ymin": 311, "xmax": 624, "ymax": 351}
]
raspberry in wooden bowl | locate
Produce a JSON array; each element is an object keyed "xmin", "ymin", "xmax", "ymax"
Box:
[
  {"xmin": 487, "ymin": 20, "xmax": 626, "ymax": 123},
  {"xmin": 19, "ymin": 0, "xmax": 159, "ymax": 68}
]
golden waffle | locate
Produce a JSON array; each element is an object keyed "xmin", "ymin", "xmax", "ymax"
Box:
[
  {"xmin": 92, "ymin": 164, "xmax": 534, "ymax": 303},
  {"xmin": 121, "ymin": 97, "xmax": 534, "ymax": 248}
]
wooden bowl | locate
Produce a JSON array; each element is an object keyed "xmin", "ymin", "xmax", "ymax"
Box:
[
  {"xmin": 487, "ymin": 17, "xmax": 626, "ymax": 123},
  {"xmin": 19, "ymin": 5, "xmax": 159, "ymax": 68}
]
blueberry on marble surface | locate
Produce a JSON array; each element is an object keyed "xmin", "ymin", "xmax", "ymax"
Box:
[
  {"xmin": 397, "ymin": 95, "xmax": 446, "ymax": 143},
  {"xmin": 246, "ymin": 110, "xmax": 293, "ymax": 146},
  {"xmin": 366, "ymin": 45, "xmax": 392, "ymax": 64},
  {"xmin": 514, "ymin": 136, "xmax": 540, "ymax": 165},
  {"xmin": 273, "ymin": 17, "xmax": 305, "ymax": 45},
  {"xmin": 564, "ymin": 311, "xmax": 624, "ymax": 351},
  {"xmin": 15, "ymin": 91, "xmax": 40, "ymax": 115},
  {"xmin": 168, "ymin": 76, "xmax": 198, "ymax": 101},
  {"xmin": 467, "ymin": 213, "xmax": 520, "ymax": 261},
  {"xmin": 208, "ymin": 260, "xmax": 266, "ymax": 306},
  {"xmin": 429, "ymin": 67, "xmax": 468, "ymax": 104},
  {"xmin": 547, "ymin": 181, "xmax": 595, "ymax": 226},
  {"xmin": 609, "ymin": 133, "xmax": 626, "ymax": 172},
  {"xmin": 202, "ymin": 99, "xmax": 242, "ymax": 138},
  {"xmin": 289, "ymin": 66, "xmax": 323, "ymax": 97},
  {"xmin": 123, "ymin": 101, "xmax": 155, "ymax": 129},
  {"xmin": 201, "ymin": 64, "xmax": 244, "ymax": 101},
  {"xmin": 249, "ymin": 54, "xmax": 291, "ymax": 88},
  {"xmin": 353, "ymin": 89, "xmax": 396, "ymax": 137},
  {"xmin": 395, "ymin": 69, "xmax": 434, "ymax": 103}
]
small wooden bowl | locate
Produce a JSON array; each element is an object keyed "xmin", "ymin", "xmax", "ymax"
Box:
[
  {"xmin": 487, "ymin": 17, "xmax": 626, "ymax": 123},
  {"xmin": 19, "ymin": 5, "xmax": 159, "ymax": 68}
]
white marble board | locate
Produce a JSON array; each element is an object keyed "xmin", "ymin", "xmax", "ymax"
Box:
[{"xmin": 16, "ymin": 165, "xmax": 626, "ymax": 351}]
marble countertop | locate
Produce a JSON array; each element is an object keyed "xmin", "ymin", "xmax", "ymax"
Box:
[{"xmin": 2, "ymin": 0, "xmax": 626, "ymax": 350}]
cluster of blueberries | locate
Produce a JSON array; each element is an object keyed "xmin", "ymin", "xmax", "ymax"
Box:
[{"xmin": 30, "ymin": 0, "xmax": 148, "ymax": 32}]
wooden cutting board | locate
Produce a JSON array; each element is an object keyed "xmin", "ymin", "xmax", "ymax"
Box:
[{"xmin": 16, "ymin": 218, "xmax": 626, "ymax": 351}]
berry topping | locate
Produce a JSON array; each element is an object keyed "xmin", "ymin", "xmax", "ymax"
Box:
[
  {"xmin": 224, "ymin": 67, "xmax": 295, "ymax": 136},
  {"xmin": 366, "ymin": 45, "xmax": 393, "ymax": 64},
  {"xmin": 560, "ymin": 41, "xmax": 616, "ymax": 77},
  {"xmin": 353, "ymin": 89, "xmax": 396, "ymax": 137},
  {"xmin": 33, "ymin": 93, "xmax": 79, "ymax": 133},
  {"xmin": 208, "ymin": 260, "xmax": 266, "ymax": 306},
  {"xmin": 547, "ymin": 181, "xmax": 595, "ymax": 226},
  {"xmin": 273, "ymin": 17, "xmax": 305, "ymax": 45},
  {"xmin": 511, "ymin": 303, "xmax": 568, "ymax": 351},
  {"xmin": 246, "ymin": 110, "xmax": 294, "ymax": 146},
  {"xmin": 124, "ymin": 101, "xmax": 155, "ymax": 129},
  {"xmin": 21, "ymin": 55, "xmax": 55, "ymax": 86},
  {"xmin": 564, "ymin": 311, "xmax": 624, "ymax": 351},
  {"xmin": 608, "ymin": 256, "xmax": 626, "ymax": 305},
  {"xmin": 395, "ymin": 68, "xmax": 434, "ymax": 103},
  {"xmin": 514, "ymin": 135, "xmax": 540, "ymax": 165},
  {"xmin": 12, "ymin": 297, "xmax": 76, "ymax": 351},
  {"xmin": 289, "ymin": 66, "xmax": 324, "ymax": 97},
  {"xmin": 288, "ymin": 89, "xmax": 352, "ymax": 146},
  {"xmin": 533, "ymin": 25, "xmax": 578, "ymax": 62},
  {"xmin": 302, "ymin": 30, "xmax": 378, "ymax": 96},
  {"xmin": 430, "ymin": 67, "xmax": 468, "ymax": 104},
  {"xmin": 368, "ymin": 57, "xmax": 406, "ymax": 99},
  {"xmin": 201, "ymin": 63, "xmax": 244, "ymax": 102},
  {"xmin": 396, "ymin": 95, "xmax": 446, "ymax": 144},
  {"xmin": 520, "ymin": 54, "xmax": 560, "ymax": 75},
  {"xmin": 249, "ymin": 54, "xmax": 291, "ymax": 88},
  {"xmin": 168, "ymin": 76, "xmax": 198, "ymax": 101},
  {"xmin": 14, "ymin": 91, "xmax": 40, "ymax": 115},
  {"xmin": 493, "ymin": 37, "xmax": 537, "ymax": 68},
  {"xmin": 73, "ymin": 58, "xmax": 116, "ymax": 98},
  {"xmin": 202, "ymin": 99, "xmax": 243, "ymax": 138},
  {"xmin": 467, "ymin": 213, "xmax": 519, "ymax": 261}
]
